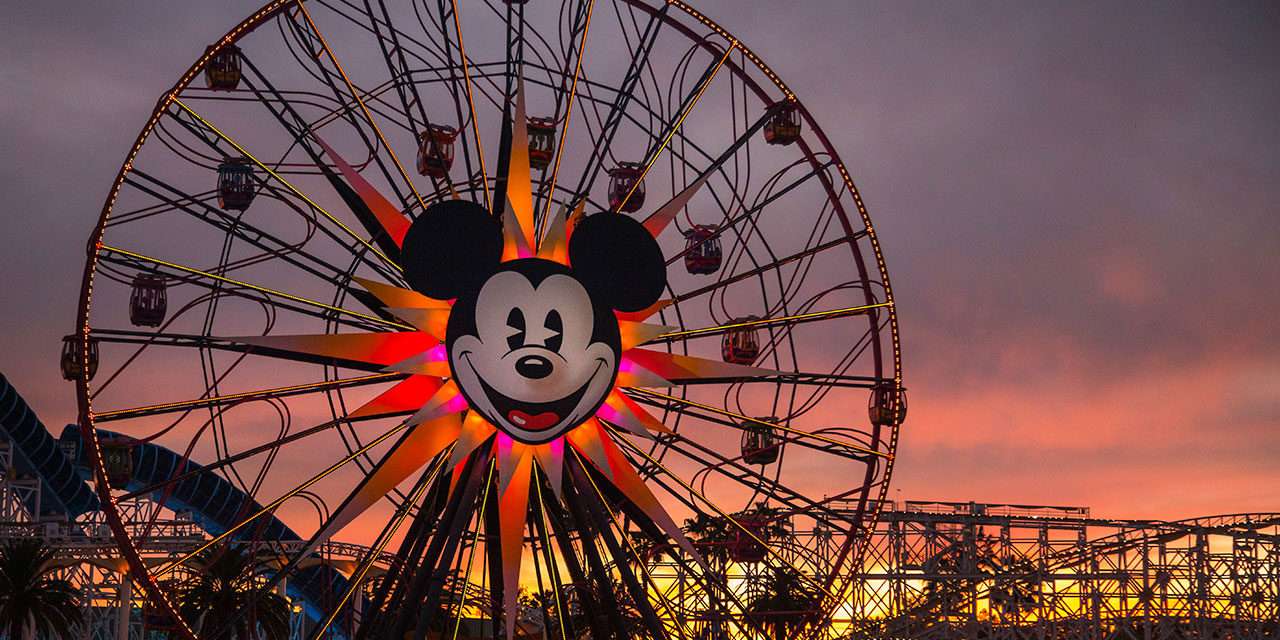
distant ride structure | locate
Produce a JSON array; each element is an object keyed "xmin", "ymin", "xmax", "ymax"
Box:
[{"xmin": 66, "ymin": 1, "xmax": 904, "ymax": 638}]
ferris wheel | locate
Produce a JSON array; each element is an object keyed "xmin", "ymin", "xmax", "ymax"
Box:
[{"xmin": 68, "ymin": 1, "xmax": 905, "ymax": 638}]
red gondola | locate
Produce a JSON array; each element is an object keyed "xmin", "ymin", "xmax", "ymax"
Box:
[
  {"xmin": 528, "ymin": 117, "xmax": 556, "ymax": 170},
  {"xmin": 721, "ymin": 316, "xmax": 760, "ymax": 365},
  {"xmin": 741, "ymin": 417, "xmax": 780, "ymax": 465},
  {"xmin": 607, "ymin": 162, "xmax": 646, "ymax": 213},
  {"xmin": 204, "ymin": 44, "xmax": 242, "ymax": 91},
  {"xmin": 217, "ymin": 158, "xmax": 256, "ymax": 211},
  {"xmin": 417, "ymin": 124, "xmax": 457, "ymax": 178},
  {"xmin": 683, "ymin": 225, "xmax": 722, "ymax": 275},
  {"xmin": 129, "ymin": 274, "xmax": 168, "ymax": 328},
  {"xmin": 60, "ymin": 335, "xmax": 98, "ymax": 381},
  {"xmin": 763, "ymin": 100, "xmax": 802, "ymax": 146},
  {"xmin": 868, "ymin": 383, "xmax": 908, "ymax": 426}
]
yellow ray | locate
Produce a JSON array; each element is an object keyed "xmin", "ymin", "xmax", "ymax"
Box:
[
  {"xmin": 615, "ymin": 360, "xmax": 673, "ymax": 389},
  {"xmin": 449, "ymin": 412, "xmax": 497, "ymax": 496},
  {"xmin": 568, "ymin": 421, "xmax": 704, "ymax": 568},
  {"xmin": 354, "ymin": 277, "xmax": 451, "ymax": 309}
]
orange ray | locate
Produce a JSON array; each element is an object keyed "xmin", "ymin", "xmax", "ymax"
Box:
[
  {"xmin": 616, "ymin": 298, "xmax": 673, "ymax": 323},
  {"xmin": 449, "ymin": 412, "xmax": 497, "ymax": 496},
  {"xmin": 385, "ymin": 307, "xmax": 451, "ymax": 340},
  {"xmin": 501, "ymin": 199, "xmax": 535, "ymax": 262},
  {"xmin": 348, "ymin": 375, "xmax": 442, "ymax": 420},
  {"xmin": 496, "ymin": 435, "xmax": 534, "ymax": 640},
  {"xmin": 299, "ymin": 412, "xmax": 461, "ymax": 560},
  {"xmin": 618, "ymin": 320, "xmax": 675, "ymax": 351},
  {"xmin": 354, "ymin": 277, "xmax": 452, "ymax": 310},
  {"xmin": 229, "ymin": 332, "xmax": 437, "ymax": 367},
  {"xmin": 313, "ymin": 134, "xmax": 412, "ymax": 246},
  {"xmin": 536, "ymin": 201, "xmax": 579, "ymax": 265},
  {"xmin": 624, "ymin": 348, "xmax": 782, "ymax": 381},
  {"xmin": 506, "ymin": 81, "xmax": 535, "ymax": 250},
  {"xmin": 641, "ymin": 170, "xmax": 710, "ymax": 238}
]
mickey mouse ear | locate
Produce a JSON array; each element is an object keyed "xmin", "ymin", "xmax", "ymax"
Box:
[
  {"xmin": 568, "ymin": 213, "xmax": 667, "ymax": 312},
  {"xmin": 401, "ymin": 200, "xmax": 503, "ymax": 300}
]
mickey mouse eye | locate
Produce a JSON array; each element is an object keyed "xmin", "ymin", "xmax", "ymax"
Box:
[
  {"xmin": 544, "ymin": 309, "xmax": 563, "ymax": 353},
  {"xmin": 506, "ymin": 308, "xmax": 526, "ymax": 352}
]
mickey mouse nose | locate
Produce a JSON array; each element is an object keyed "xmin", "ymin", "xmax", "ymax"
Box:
[{"xmin": 515, "ymin": 354, "xmax": 553, "ymax": 379}]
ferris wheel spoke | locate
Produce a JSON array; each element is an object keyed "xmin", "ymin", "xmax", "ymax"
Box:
[
  {"xmin": 292, "ymin": 0, "xmax": 429, "ymax": 218},
  {"xmin": 537, "ymin": 0, "xmax": 595, "ymax": 231},
  {"xmin": 663, "ymin": 158, "xmax": 839, "ymax": 269},
  {"xmin": 624, "ymin": 388, "xmax": 887, "ymax": 460},
  {"xmin": 567, "ymin": 1, "xmax": 669, "ymax": 202},
  {"xmin": 562, "ymin": 457, "xmax": 672, "ymax": 639},
  {"xmin": 648, "ymin": 303, "xmax": 890, "ymax": 346},
  {"xmin": 570, "ymin": 452, "xmax": 694, "ymax": 639},
  {"xmin": 613, "ymin": 438, "xmax": 844, "ymax": 606},
  {"xmin": 168, "ymin": 98, "xmax": 403, "ymax": 272},
  {"xmin": 673, "ymin": 235, "xmax": 854, "ymax": 304},
  {"xmin": 431, "ymin": 0, "xmax": 490, "ymax": 210},
  {"xmin": 93, "ymin": 372, "xmax": 399, "ymax": 423},
  {"xmin": 96, "ymin": 245, "xmax": 407, "ymax": 330},
  {"xmin": 153, "ymin": 419, "xmax": 411, "ymax": 578},
  {"xmin": 630, "ymin": 426, "xmax": 861, "ymax": 527},
  {"xmin": 287, "ymin": 453, "xmax": 449, "ymax": 640},
  {"xmin": 113, "ymin": 412, "xmax": 384, "ymax": 503},
  {"xmin": 234, "ymin": 56, "xmax": 425, "ymax": 219},
  {"xmin": 119, "ymin": 170, "xmax": 399, "ymax": 298},
  {"xmin": 614, "ymin": 40, "xmax": 735, "ymax": 214}
]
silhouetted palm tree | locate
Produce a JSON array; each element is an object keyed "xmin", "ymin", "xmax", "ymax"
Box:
[
  {"xmin": 168, "ymin": 546, "xmax": 290, "ymax": 640},
  {"xmin": 745, "ymin": 568, "xmax": 822, "ymax": 640},
  {"xmin": 0, "ymin": 538, "xmax": 82, "ymax": 640}
]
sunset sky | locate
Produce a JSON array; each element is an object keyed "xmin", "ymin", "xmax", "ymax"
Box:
[{"xmin": 1, "ymin": 0, "xmax": 1276, "ymax": 523}]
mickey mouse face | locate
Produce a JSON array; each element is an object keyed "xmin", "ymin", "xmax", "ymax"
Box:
[
  {"xmin": 448, "ymin": 261, "xmax": 619, "ymax": 442},
  {"xmin": 400, "ymin": 200, "xmax": 666, "ymax": 445}
]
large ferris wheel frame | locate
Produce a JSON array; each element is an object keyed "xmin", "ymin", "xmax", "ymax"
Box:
[{"xmin": 70, "ymin": 1, "xmax": 905, "ymax": 637}]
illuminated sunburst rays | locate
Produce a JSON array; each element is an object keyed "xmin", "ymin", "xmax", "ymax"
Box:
[{"xmin": 219, "ymin": 81, "xmax": 783, "ymax": 638}]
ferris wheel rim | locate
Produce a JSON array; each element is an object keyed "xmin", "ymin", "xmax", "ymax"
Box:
[{"xmin": 71, "ymin": 1, "xmax": 905, "ymax": 636}]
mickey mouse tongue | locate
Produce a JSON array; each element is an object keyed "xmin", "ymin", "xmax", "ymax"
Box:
[{"xmin": 508, "ymin": 409, "xmax": 559, "ymax": 431}]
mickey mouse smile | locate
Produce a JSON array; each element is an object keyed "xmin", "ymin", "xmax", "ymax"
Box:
[{"xmin": 460, "ymin": 351, "xmax": 609, "ymax": 434}]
